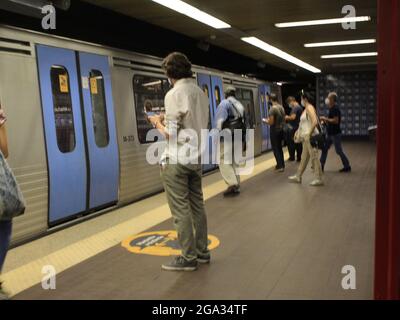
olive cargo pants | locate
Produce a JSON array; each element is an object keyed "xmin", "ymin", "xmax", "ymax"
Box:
[{"xmin": 161, "ymin": 162, "xmax": 210, "ymax": 262}]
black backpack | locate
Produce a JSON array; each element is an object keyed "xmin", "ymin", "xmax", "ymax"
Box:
[
  {"xmin": 222, "ymin": 100, "xmax": 247, "ymax": 130},
  {"xmin": 222, "ymin": 100, "xmax": 248, "ymax": 149}
]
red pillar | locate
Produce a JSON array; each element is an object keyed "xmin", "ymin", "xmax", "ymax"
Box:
[{"xmin": 374, "ymin": 0, "xmax": 400, "ymax": 300}]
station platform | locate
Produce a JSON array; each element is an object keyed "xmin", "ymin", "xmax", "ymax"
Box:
[{"xmin": 3, "ymin": 141, "xmax": 376, "ymax": 300}]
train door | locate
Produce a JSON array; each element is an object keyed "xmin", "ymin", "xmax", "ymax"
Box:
[
  {"xmin": 36, "ymin": 45, "xmax": 87, "ymax": 224},
  {"xmin": 37, "ymin": 45, "xmax": 119, "ymax": 225},
  {"xmin": 265, "ymin": 85, "xmax": 272, "ymax": 150},
  {"xmin": 259, "ymin": 84, "xmax": 271, "ymax": 152},
  {"xmin": 252, "ymin": 87, "xmax": 263, "ymax": 156},
  {"xmin": 235, "ymin": 86, "xmax": 261, "ymax": 155},
  {"xmin": 210, "ymin": 76, "xmax": 223, "ymax": 165},
  {"xmin": 78, "ymin": 52, "xmax": 119, "ymax": 209},
  {"xmin": 197, "ymin": 73, "xmax": 216, "ymax": 172}
]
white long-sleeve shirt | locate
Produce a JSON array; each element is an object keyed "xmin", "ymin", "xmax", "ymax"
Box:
[{"xmin": 162, "ymin": 78, "xmax": 209, "ymax": 165}]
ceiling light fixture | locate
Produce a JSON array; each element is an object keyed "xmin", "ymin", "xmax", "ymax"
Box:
[
  {"xmin": 150, "ymin": 0, "xmax": 231, "ymax": 29},
  {"xmin": 305, "ymin": 39, "xmax": 376, "ymax": 48},
  {"xmin": 321, "ymin": 52, "xmax": 378, "ymax": 59},
  {"xmin": 241, "ymin": 37, "xmax": 321, "ymax": 73},
  {"xmin": 275, "ymin": 16, "xmax": 371, "ymax": 28}
]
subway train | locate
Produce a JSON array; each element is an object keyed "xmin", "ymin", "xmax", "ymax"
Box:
[{"xmin": 0, "ymin": 25, "xmax": 282, "ymax": 244}]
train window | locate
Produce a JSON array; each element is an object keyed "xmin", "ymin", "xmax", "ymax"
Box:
[
  {"xmin": 264, "ymin": 94, "xmax": 269, "ymax": 118},
  {"xmin": 89, "ymin": 70, "xmax": 110, "ymax": 148},
  {"xmin": 260, "ymin": 94, "xmax": 267, "ymax": 117},
  {"xmin": 236, "ymin": 88, "xmax": 256, "ymax": 128},
  {"xmin": 50, "ymin": 66, "xmax": 76, "ymax": 153},
  {"xmin": 202, "ymin": 84, "xmax": 209, "ymax": 98},
  {"xmin": 202, "ymin": 84, "xmax": 212, "ymax": 129},
  {"xmin": 214, "ymin": 86, "xmax": 221, "ymax": 107},
  {"xmin": 133, "ymin": 75, "xmax": 169, "ymax": 144}
]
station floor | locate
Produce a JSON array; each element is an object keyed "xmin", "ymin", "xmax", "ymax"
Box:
[{"xmin": 4, "ymin": 141, "xmax": 376, "ymax": 300}]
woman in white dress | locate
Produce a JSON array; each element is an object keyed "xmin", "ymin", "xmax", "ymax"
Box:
[{"xmin": 289, "ymin": 91, "xmax": 324, "ymax": 186}]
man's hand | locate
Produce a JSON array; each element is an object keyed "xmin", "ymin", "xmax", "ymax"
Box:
[
  {"xmin": 0, "ymin": 109, "xmax": 7, "ymax": 127},
  {"xmin": 148, "ymin": 115, "xmax": 161, "ymax": 127}
]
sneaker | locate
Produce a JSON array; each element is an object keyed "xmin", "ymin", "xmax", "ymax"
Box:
[
  {"xmin": 288, "ymin": 175, "xmax": 302, "ymax": 184},
  {"xmin": 0, "ymin": 284, "xmax": 10, "ymax": 301},
  {"xmin": 310, "ymin": 179, "xmax": 324, "ymax": 187},
  {"xmin": 197, "ymin": 254, "xmax": 211, "ymax": 264},
  {"xmin": 288, "ymin": 158, "xmax": 295, "ymax": 162},
  {"xmin": 277, "ymin": 167, "xmax": 285, "ymax": 173},
  {"xmin": 162, "ymin": 256, "xmax": 198, "ymax": 272},
  {"xmin": 339, "ymin": 167, "xmax": 352, "ymax": 173}
]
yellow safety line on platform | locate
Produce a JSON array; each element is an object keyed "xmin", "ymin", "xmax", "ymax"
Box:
[{"xmin": 2, "ymin": 153, "xmax": 286, "ymax": 297}]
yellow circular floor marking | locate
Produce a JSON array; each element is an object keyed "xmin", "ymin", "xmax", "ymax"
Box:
[{"xmin": 121, "ymin": 230, "xmax": 220, "ymax": 257}]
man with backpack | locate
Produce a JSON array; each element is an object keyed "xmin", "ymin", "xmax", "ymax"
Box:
[{"xmin": 215, "ymin": 86, "xmax": 248, "ymax": 197}]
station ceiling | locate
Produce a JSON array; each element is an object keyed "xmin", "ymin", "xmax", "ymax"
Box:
[{"xmin": 84, "ymin": 0, "xmax": 377, "ymax": 74}]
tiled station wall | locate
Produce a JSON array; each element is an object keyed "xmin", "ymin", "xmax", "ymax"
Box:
[{"xmin": 317, "ymin": 71, "xmax": 377, "ymax": 136}]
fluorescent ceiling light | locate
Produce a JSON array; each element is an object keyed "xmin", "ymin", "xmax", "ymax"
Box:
[
  {"xmin": 150, "ymin": 0, "xmax": 231, "ymax": 29},
  {"xmin": 305, "ymin": 39, "xmax": 376, "ymax": 48},
  {"xmin": 321, "ymin": 52, "xmax": 378, "ymax": 59},
  {"xmin": 275, "ymin": 16, "xmax": 371, "ymax": 28},
  {"xmin": 241, "ymin": 36, "xmax": 321, "ymax": 73}
]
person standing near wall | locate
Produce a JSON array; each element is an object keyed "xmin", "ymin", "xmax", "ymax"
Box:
[
  {"xmin": 263, "ymin": 94, "xmax": 286, "ymax": 172},
  {"xmin": 147, "ymin": 52, "xmax": 210, "ymax": 271},
  {"xmin": 285, "ymin": 96, "xmax": 303, "ymax": 162},
  {"xmin": 320, "ymin": 92, "xmax": 351, "ymax": 173}
]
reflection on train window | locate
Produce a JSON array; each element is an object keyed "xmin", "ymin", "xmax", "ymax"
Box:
[
  {"xmin": 202, "ymin": 84, "xmax": 209, "ymax": 98},
  {"xmin": 236, "ymin": 88, "xmax": 255, "ymax": 128},
  {"xmin": 260, "ymin": 94, "xmax": 267, "ymax": 118},
  {"xmin": 133, "ymin": 75, "xmax": 170, "ymax": 144},
  {"xmin": 261, "ymin": 94, "xmax": 268, "ymax": 118},
  {"xmin": 89, "ymin": 70, "xmax": 110, "ymax": 148},
  {"xmin": 202, "ymin": 84, "xmax": 212, "ymax": 129},
  {"xmin": 265, "ymin": 94, "xmax": 269, "ymax": 117},
  {"xmin": 50, "ymin": 66, "xmax": 76, "ymax": 153},
  {"xmin": 214, "ymin": 86, "xmax": 221, "ymax": 107}
]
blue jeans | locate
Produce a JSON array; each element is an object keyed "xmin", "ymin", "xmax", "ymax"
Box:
[
  {"xmin": 0, "ymin": 220, "xmax": 12, "ymax": 273},
  {"xmin": 320, "ymin": 134, "xmax": 351, "ymax": 169}
]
